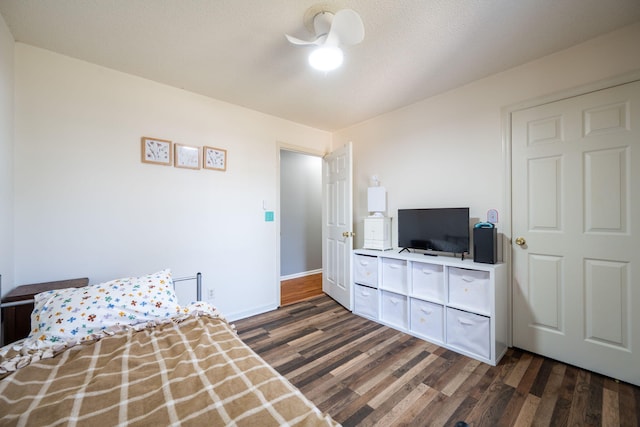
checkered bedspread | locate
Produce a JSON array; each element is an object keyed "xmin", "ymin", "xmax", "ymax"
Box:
[{"xmin": 0, "ymin": 314, "xmax": 339, "ymax": 426}]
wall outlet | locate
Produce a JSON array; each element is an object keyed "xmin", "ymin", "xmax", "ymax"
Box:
[{"xmin": 207, "ymin": 288, "xmax": 215, "ymax": 300}]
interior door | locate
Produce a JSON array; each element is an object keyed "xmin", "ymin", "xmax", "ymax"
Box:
[
  {"xmin": 322, "ymin": 142, "xmax": 353, "ymax": 310},
  {"xmin": 512, "ymin": 80, "xmax": 640, "ymax": 385}
]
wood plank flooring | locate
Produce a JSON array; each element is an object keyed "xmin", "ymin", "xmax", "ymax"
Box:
[
  {"xmin": 280, "ymin": 273, "xmax": 323, "ymax": 306},
  {"xmin": 235, "ymin": 294, "xmax": 640, "ymax": 427}
]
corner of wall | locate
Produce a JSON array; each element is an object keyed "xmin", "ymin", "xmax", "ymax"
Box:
[{"xmin": 0, "ymin": 12, "xmax": 15, "ymax": 295}]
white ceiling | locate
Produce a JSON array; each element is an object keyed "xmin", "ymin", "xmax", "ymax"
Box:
[{"xmin": 1, "ymin": 0, "xmax": 639, "ymax": 132}]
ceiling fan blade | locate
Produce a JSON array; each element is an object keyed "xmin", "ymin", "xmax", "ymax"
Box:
[
  {"xmin": 285, "ymin": 34, "xmax": 315, "ymax": 45},
  {"xmin": 285, "ymin": 33, "xmax": 327, "ymax": 46},
  {"xmin": 325, "ymin": 9, "xmax": 364, "ymax": 46}
]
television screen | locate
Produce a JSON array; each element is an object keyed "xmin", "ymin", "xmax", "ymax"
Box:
[{"xmin": 398, "ymin": 208, "xmax": 470, "ymax": 254}]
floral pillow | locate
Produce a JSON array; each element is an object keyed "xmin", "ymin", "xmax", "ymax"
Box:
[{"xmin": 25, "ymin": 269, "xmax": 180, "ymax": 349}]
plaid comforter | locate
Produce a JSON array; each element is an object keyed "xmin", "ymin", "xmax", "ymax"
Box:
[{"xmin": 0, "ymin": 314, "xmax": 338, "ymax": 426}]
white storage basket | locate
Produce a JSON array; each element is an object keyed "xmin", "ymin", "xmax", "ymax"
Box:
[
  {"xmin": 381, "ymin": 290, "xmax": 408, "ymax": 329},
  {"xmin": 446, "ymin": 308, "xmax": 490, "ymax": 360}
]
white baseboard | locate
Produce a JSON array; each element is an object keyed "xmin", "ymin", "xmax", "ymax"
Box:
[
  {"xmin": 226, "ymin": 303, "xmax": 278, "ymax": 322},
  {"xmin": 280, "ymin": 269, "xmax": 322, "ymax": 281}
]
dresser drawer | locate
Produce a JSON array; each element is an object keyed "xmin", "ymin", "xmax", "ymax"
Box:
[
  {"xmin": 411, "ymin": 262, "xmax": 444, "ymax": 302},
  {"xmin": 381, "ymin": 258, "xmax": 407, "ymax": 293},
  {"xmin": 354, "ymin": 255, "xmax": 378, "ymax": 287},
  {"xmin": 446, "ymin": 308, "xmax": 490, "ymax": 360},
  {"xmin": 410, "ymin": 299, "xmax": 444, "ymax": 343},
  {"xmin": 448, "ymin": 268, "xmax": 491, "ymax": 314},
  {"xmin": 381, "ymin": 290, "xmax": 408, "ymax": 329},
  {"xmin": 354, "ymin": 284, "xmax": 378, "ymax": 319}
]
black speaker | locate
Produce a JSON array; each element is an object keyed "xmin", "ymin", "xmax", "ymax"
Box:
[{"xmin": 473, "ymin": 227, "xmax": 497, "ymax": 264}]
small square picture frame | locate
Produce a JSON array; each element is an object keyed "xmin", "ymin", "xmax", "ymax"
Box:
[
  {"xmin": 203, "ymin": 146, "xmax": 227, "ymax": 171},
  {"xmin": 174, "ymin": 143, "xmax": 201, "ymax": 170},
  {"xmin": 141, "ymin": 137, "xmax": 172, "ymax": 166}
]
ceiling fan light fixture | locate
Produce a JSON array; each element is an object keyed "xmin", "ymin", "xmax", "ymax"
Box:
[{"xmin": 308, "ymin": 46, "xmax": 344, "ymax": 71}]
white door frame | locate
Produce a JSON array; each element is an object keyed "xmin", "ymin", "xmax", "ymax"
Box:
[
  {"xmin": 501, "ymin": 70, "xmax": 640, "ymax": 346},
  {"xmin": 275, "ymin": 142, "xmax": 326, "ymax": 306}
]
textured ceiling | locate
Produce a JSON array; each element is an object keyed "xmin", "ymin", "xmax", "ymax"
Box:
[{"xmin": 1, "ymin": 0, "xmax": 640, "ymax": 131}]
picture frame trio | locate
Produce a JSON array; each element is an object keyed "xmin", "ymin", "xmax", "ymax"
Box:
[{"xmin": 141, "ymin": 137, "xmax": 227, "ymax": 171}]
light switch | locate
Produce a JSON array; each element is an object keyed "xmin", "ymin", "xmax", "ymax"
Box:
[{"xmin": 265, "ymin": 211, "xmax": 274, "ymax": 222}]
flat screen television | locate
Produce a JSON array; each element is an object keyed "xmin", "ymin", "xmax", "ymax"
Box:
[{"xmin": 398, "ymin": 208, "xmax": 470, "ymax": 255}]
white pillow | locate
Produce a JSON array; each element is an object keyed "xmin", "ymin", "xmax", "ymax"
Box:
[{"xmin": 26, "ymin": 269, "xmax": 180, "ymax": 348}]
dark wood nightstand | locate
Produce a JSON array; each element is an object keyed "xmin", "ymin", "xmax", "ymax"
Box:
[{"xmin": 1, "ymin": 278, "xmax": 89, "ymax": 346}]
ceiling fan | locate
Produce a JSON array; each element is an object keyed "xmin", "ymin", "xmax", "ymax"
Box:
[{"xmin": 285, "ymin": 8, "xmax": 365, "ymax": 71}]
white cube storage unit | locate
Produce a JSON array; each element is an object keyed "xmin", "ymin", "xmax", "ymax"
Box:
[{"xmin": 352, "ymin": 248, "xmax": 508, "ymax": 365}]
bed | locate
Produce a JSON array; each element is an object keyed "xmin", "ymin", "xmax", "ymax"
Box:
[{"xmin": 0, "ymin": 269, "xmax": 338, "ymax": 426}]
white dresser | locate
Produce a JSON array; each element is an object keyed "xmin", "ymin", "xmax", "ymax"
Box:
[{"xmin": 353, "ymin": 248, "xmax": 508, "ymax": 365}]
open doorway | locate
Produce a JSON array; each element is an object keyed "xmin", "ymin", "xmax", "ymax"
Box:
[{"xmin": 279, "ymin": 149, "xmax": 323, "ymax": 305}]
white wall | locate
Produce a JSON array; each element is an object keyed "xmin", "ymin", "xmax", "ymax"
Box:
[
  {"xmin": 13, "ymin": 44, "xmax": 331, "ymax": 319},
  {"xmin": 0, "ymin": 14, "xmax": 14, "ymax": 296},
  {"xmin": 334, "ymin": 22, "xmax": 640, "ymax": 251}
]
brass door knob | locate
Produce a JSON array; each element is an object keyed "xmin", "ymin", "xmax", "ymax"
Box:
[
  {"xmin": 515, "ymin": 237, "xmax": 526, "ymax": 246},
  {"xmin": 342, "ymin": 231, "xmax": 355, "ymax": 238}
]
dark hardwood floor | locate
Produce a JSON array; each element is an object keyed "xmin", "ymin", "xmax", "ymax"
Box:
[{"xmin": 235, "ymin": 294, "xmax": 640, "ymax": 427}]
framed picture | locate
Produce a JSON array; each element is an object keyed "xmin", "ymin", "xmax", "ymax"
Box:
[
  {"xmin": 203, "ymin": 146, "xmax": 227, "ymax": 171},
  {"xmin": 174, "ymin": 144, "xmax": 201, "ymax": 169},
  {"xmin": 141, "ymin": 137, "xmax": 172, "ymax": 165}
]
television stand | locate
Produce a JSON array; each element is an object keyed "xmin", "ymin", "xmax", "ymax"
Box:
[
  {"xmin": 352, "ymin": 248, "xmax": 507, "ymax": 366},
  {"xmin": 398, "ymin": 247, "xmax": 410, "ymax": 254}
]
